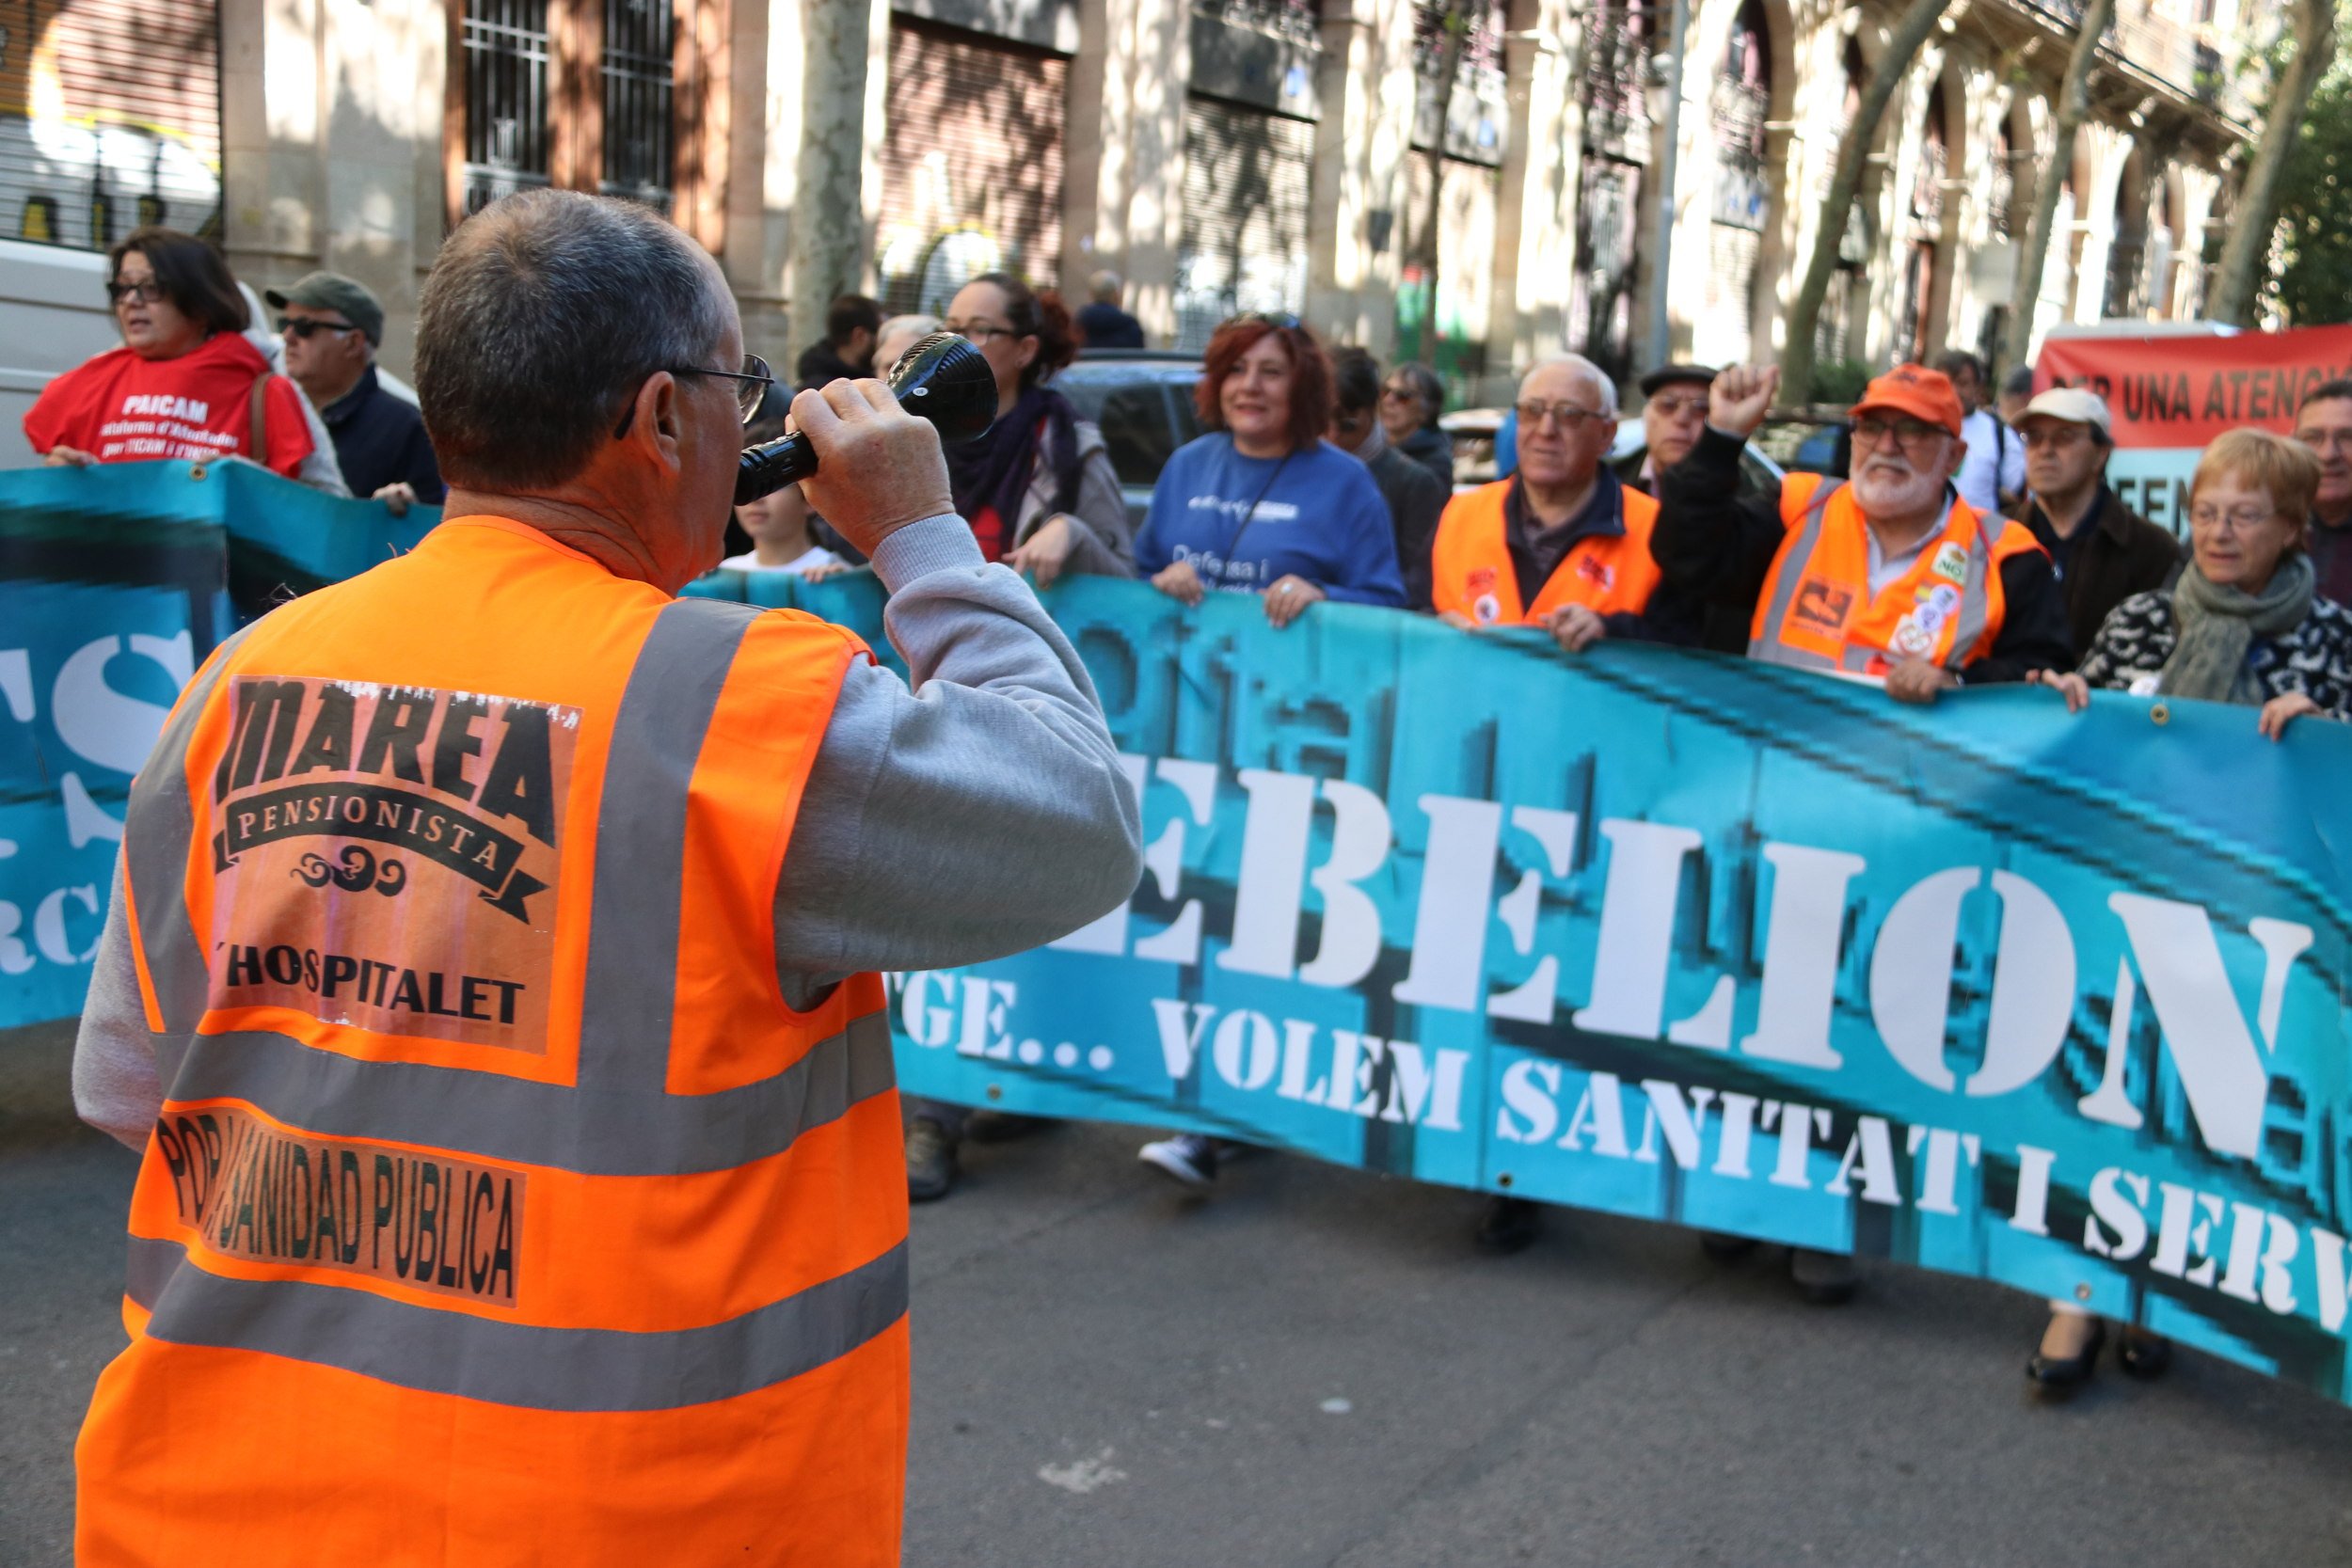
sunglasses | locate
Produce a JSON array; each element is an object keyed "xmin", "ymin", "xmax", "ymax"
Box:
[
  {"xmin": 278, "ymin": 316, "xmax": 359, "ymax": 338},
  {"xmin": 106, "ymin": 279, "xmax": 166, "ymax": 305}
]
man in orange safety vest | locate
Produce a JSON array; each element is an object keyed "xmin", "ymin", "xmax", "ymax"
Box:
[{"xmin": 70, "ymin": 187, "xmax": 1143, "ymax": 1567}]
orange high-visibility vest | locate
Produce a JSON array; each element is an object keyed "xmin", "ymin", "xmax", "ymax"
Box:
[
  {"xmin": 1748, "ymin": 474, "xmax": 2045, "ymax": 674},
  {"xmin": 1430, "ymin": 477, "xmax": 1663, "ymax": 626},
  {"xmin": 80, "ymin": 516, "xmax": 909, "ymax": 1567}
]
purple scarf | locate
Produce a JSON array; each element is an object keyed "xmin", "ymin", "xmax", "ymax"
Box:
[{"xmin": 944, "ymin": 383, "xmax": 1080, "ymax": 559}]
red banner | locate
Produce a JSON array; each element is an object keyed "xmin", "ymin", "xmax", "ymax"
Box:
[{"xmin": 2036, "ymin": 325, "xmax": 2352, "ymax": 451}]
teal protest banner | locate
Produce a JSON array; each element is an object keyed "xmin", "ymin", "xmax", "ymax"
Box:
[
  {"xmin": 0, "ymin": 462, "xmax": 431, "ymax": 1025},
  {"xmin": 868, "ymin": 580, "xmax": 2352, "ymax": 1407},
  {"xmin": 8, "ymin": 466, "xmax": 2352, "ymax": 1406}
]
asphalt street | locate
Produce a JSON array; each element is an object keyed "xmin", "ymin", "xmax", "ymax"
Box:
[{"xmin": 8, "ymin": 1018, "xmax": 2352, "ymax": 1567}]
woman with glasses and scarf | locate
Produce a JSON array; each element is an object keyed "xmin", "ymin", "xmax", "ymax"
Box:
[
  {"xmin": 1135, "ymin": 316, "xmax": 1406, "ymax": 639},
  {"xmin": 2026, "ymin": 427, "xmax": 2352, "ymax": 1393},
  {"xmin": 897, "ymin": 274, "xmax": 1133, "ymax": 1204},
  {"xmin": 933, "ymin": 274, "xmax": 1134, "ymax": 585},
  {"xmin": 26, "ymin": 228, "xmax": 327, "ymax": 487}
]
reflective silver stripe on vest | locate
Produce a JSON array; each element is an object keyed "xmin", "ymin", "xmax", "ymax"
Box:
[
  {"xmin": 1747, "ymin": 481, "xmax": 1842, "ymax": 671},
  {"xmin": 1942, "ymin": 516, "xmax": 1999, "ymax": 670},
  {"xmin": 158, "ymin": 1009, "xmax": 895, "ymax": 1176},
  {"xmin": 124, "ymin": 628, "xmax": 255, "ymax": 1037},
  {"xmin": 124, "ymin": 1232, "xmax": 183, "ymax": 1310},
  {"xmin": 577, "ymin": 596, "xmax": 758, "ymax": 1093},
  {"xmin": 135, "ymin": 1236, "xmax": 909, "ymax": 1412}
]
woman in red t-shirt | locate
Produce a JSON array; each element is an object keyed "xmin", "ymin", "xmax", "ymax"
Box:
[{"xmin": 24, "ymin": 227, "xmax": 315, "ymax": 480}]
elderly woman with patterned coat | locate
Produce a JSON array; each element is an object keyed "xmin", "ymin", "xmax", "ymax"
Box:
[{"xmin": 2026, "ymin": 425, "xmax": 2352, "ymax": 1394}]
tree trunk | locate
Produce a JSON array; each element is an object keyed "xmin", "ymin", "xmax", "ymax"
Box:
[
  {"xmin": 2208, "ymin": 0, "xmax": 2338, "ymax": 325},
  {"xmin": 1777, "ymin": 0, "xmax": 1957, "ymax": 404},
  {"xmin": 790, "ymin": 0, "xmax": 873, "ymax": 362},
  {"xmin": 2001, "ymin": 0, "xmax": 2117, "ymax": 372},
  {"xmin": 1409, "ymin": 5, "xmax": 1468, "ymax": 364}
]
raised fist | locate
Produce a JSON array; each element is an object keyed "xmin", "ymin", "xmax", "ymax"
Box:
[{"xmin": 1708, "ymin": 364, "xmax": 1780, "ymax": 440}]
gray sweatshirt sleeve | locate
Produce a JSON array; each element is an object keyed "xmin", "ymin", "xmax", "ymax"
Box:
[
  {"xmin": 74, "ymin": 860, "xmax": 164, "ymax": 1150},
  {"xmin": 772, "ymin": 515, "xmax": 1144, "ymax": 986}
]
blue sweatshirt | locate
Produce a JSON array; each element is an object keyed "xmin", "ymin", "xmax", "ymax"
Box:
[{"xmin": 1135, "ymin": 434, "xmax": 1408, "ymax": 606}]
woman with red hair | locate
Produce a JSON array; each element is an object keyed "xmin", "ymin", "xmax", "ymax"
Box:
[{"xmin": 1134, "ymin": 316, "xmax": 1406, "ymax": 629}]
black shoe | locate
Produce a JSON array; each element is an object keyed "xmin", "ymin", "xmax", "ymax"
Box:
[
  {"xmin": 1788, "ymin": 1247, "xmax": 1858, "ymax": 1306},
  {"xmin": 1699, "ymin": 1231, "xmax": 1759, "ymax": 1263},
  {"xmin": 1474, "ymin": 1196, "xmax": 1541, "ymax": 1255},
  {"xmin": 965, "ymin": 1110, "xmax": 1052, "ymax": 1144},
  {"xmin": 2027, "ymin": 1317, "xmax": 2107, "ymax": 1393},
  {"xmin": 2118, "ymin": 1328, "xmax": 2173, "ymax": 1380},
  {"xmin": 906, "ymin": 1117, "xmax": 959, "ymax": 1203}
]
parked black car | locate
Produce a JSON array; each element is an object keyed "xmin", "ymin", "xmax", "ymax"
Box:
[{"xmin": 1054, "ymin": 350, "xmax": 1203, "ymax": 534}]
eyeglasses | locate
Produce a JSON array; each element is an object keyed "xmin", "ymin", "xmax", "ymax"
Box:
[
  {"xmin": 1650, "ymin": 394, "xmax": 1710, "ymax": 419},
  {"xmin": 278, "ymin": 316, "xmax": 358, "ymax": 339},
  {"xmin": 106, "ymin": 279, "xmax": 166, "ymax": 305},
  {"xmin": 612, "ymin": 354, "xmax": 775, "ymax": 437},
  {"xmin": 1515, "ymin": 399, "xmax": 1606, "ymax": 431},
  {"xmin": 2188, "ymin": 504, "xmax": 2284, "ymax": 535},
  {"xmin": 1851, "ymin": 416, "xmax": 1950, "ymax": 454},
  {"xmin": 1380, "ymin": 385, "xmax": 1422, "ymax": 404},
  {"xmin": 943, "ymin": 321, "xmax": 1016, "ymax": 344}
]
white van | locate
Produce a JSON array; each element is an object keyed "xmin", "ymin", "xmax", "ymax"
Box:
[{"xmin": 0, "ymin": 237, "xmax": 117, "ymax": 469}]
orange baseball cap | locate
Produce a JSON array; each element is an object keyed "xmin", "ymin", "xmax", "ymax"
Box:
[{"xmin": 1849, "ymin": 364, "xmax": 1965, "ymax": 437}]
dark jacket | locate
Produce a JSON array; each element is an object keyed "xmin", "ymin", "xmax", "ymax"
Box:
[
  {"xmin": 2020, "ymin": 483, "xmax": 2184, "ymax": 659},
  {"xmin": 1632, "ymin": 441, "xmax": 1773, "ymax": 655},
  {"xmin": 794, "ymin": 341, "xmax": 867, "ymax": 391},
  {"xmin": 320, "ymin": 366, "xmax": 443, "ymax": 503},
  {"xmin": 2305, "ymin": 515, "xmax": 2352, "ymax": 606},
  {"xmin": 1367, "ymin": 442, "xmax": 1447, "ymax": 610},
  {"xmin": 1653, "ymin": 426, "xmax": 2074, "ymax": 683},
  {"xmin": 1074, "ymin": 301, "xmax": 1145, "ymax": 349},
  {"xmin": 1395, "ymin": 424, "xmax": 1454, "ymax": 489}
]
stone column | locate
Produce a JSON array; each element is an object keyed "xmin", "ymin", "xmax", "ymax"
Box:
[
  {"xmin": 220, "ymin": 0, "xmax": 326, "ymax": 287},
  {"xmin": 1300, "ymin": 0, "xmax": 1416, "ymax": 353},
  {"xmin": 224, "ymin": 0, "xmax": 443, "ymax": 375},
  {"xmin": 1064, "ymin": 0, "xmax": 1190, "ymax": 341},
  {"xmin": 792, "ymin": 0, "xmax": 878, "ymax": 355},
  {"xmin": 1490, "ymin": 0, "xmax": 1582, "ymax": 371}
]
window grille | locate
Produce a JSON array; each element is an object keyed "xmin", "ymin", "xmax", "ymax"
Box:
[
  {"xmin": 461, "ymin": 0, "xmax": 553, "ymax": 216},
  {"xmin": 602, "ymin": 0, "xmax": 675, "ymax": 212}
]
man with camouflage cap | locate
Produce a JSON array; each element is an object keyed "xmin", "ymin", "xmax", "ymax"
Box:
[{"xmin": 268, "ymin": 271, "xmax": 445, "ymax": 511}]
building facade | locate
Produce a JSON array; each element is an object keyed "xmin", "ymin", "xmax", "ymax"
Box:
[{"xmin": 0, "ymin": 0, "xmax": 2264, "ymax": 400}]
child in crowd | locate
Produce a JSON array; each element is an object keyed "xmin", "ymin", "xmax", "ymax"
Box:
[{"xmin": 722, "ymin": 478, "xmax": 838, "ymax": 576}]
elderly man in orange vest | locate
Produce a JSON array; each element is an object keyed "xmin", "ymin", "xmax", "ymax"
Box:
[
  {"xmin": 69, "ymin": 188, "xmax": 1142, "ymax": 1567},
  {"xmin": 1430, "ymin": 353, "xmax": 1666, "ymax": 654},
  {"xmin": 1655, "ymin": 360, "xmax": 2071, "ymax": 705},
  {"xmin": 1650, "ymin": 359, "xmax": 2067, "ymax": 1304}
]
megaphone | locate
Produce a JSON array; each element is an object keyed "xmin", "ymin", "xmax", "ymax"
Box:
[{"xmin": 735, "ymin": 332, "xmax": 998, "ymax": 506}]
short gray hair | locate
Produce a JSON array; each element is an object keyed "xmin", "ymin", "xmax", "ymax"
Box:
[
  {"xmin": 1521, "ymin": 353, "xmax": 1617, "ymax": 418},
  {"xmin": 878, "ymin": 312, "xmax": 942, "ymax": 344},
  {"xmin": 416, "ymin": 188, "xmax": 732, "ymax": 490},
  {"xmin": 1089, "ymin": 269, "xmax": 1122, "ymax": 300}
]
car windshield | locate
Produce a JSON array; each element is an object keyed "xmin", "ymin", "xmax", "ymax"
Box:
[{"xmin": 1057, "ymin": 370, "xmax": 1202, "ymax": 488}]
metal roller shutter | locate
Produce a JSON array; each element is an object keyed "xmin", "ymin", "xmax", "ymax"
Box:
[
  {"xmin": 877, "ymin": 20, "xmax": 1068, "ymax": 316},
  {"xmin": 1, "ymin": 0, "xmax": 222, "ymax": 250},
  {"xmin": 1174, "ymin": 97, "xmax": 1311, "ymax": 354}
]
